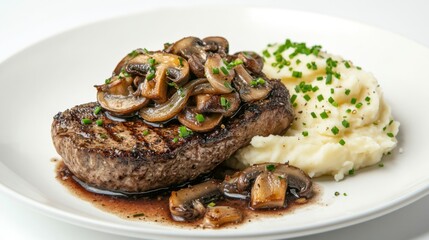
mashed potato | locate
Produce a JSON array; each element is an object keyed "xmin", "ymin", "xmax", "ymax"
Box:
[{"xmin": 230, "ymin": 40, "xmax": 399, "ymax": 181}]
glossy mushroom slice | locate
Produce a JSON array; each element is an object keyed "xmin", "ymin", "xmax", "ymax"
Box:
[
  {"xmin": 233, "ymin": 64, "xmax": 272, "ymax": 102},
  {"xmin": 124, "ymin": 52, "xmax": 190, "ymax": 103},
  {"xmin": 177, "ymin": 107, "xmax": 223, "ymax": 132},
  {"xmin": 220, "ymin": 163, "xmax": 313, "ymax": 200},
  {"xmin": 234, "ymin": 51, "xmax": 264, "ymax": 74},
  {"xmin": 204, "ymin": 53, "xmax": 235, "ymax": 94},
  {"xmin": 201, "ymin": 206, "xmax": 243, "ymax": 228},
  {"xmin": 139, "ymin": 78, "xmax": 207, "ymax": 122},
  {"xmin": 202, "ymin": 36, "xmax": 229, "ymax": 56},
  {"xmin": 169, "ymin": 180, "xmax": 222, "ymax": 221},
  {"xmin": 194, "ymin": 92, "xmax": 241, "ymax": 117},
  {"xmin": 96, "ymin": 75, "xmax": 149, "ymax": 116},
  {"xmin": 250, "ymin": 171, "xmax": 287, "ymax": 209},
  {"xmin": 165, "ymin": 37, "xmax": 208, "ymax": 78}
]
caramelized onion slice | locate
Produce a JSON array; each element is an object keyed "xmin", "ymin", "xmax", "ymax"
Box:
[
  {"xmin": 204, "ymin": 53, "xmax": 235, "ymax": 94},
  {"xmin": 139, "ymin": 78, "xmax": 207, "ymax": 122},
  {"xmin": 178, "ymin": 107, "xmax": 223, "ymax": 132}
]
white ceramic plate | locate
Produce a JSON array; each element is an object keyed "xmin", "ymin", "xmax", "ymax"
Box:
[{"xmin": 0, "ymin": 5, "xmax": 428, "ymax": 240}]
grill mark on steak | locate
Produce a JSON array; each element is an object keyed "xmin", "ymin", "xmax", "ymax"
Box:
[{"xmin": 51, "ymin": 80, "xmax": 294, "ymax": 193}]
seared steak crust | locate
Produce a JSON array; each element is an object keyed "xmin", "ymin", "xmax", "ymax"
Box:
[{"xmin": 51, "ymin": 80, "xmax": 293, "ymax": 193}]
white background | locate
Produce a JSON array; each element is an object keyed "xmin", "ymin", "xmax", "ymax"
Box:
[{"xmin": 0, "ymin": 0, "xmax": 428, "ymax": 239}]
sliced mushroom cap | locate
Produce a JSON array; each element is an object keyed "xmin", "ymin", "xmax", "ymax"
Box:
[
  {"xmin": 169, "ymin": 180, "xmax": 222, "ymax": 221},
  {"xmin": 204, "ymin": 53, "xmax": 235, "ymax": 94},
  {"xmin": 202, "ymin": 36, "xmax": 229, "ymax": 56},
  {"xmin": 220, "ymin": 163, "xmax": 313, "ymax": 200},
  {"xmin": 194, "ymin": 91, "xmax": 241, "ymax": 117},
  {"xmin": 96, "ymin": 76, "xmax": 149, "ymax": 115},
  {"xmin": 233, "ymin": 64, "xmax": 272, "ymax": 102},
  {"xmin": 202, "ymin": 206, "xmax": 243, "ymax": 228},
  {"xmin": 178, "ymin": 107, "xmax": 223, "ymax": 132},
  {"xmin": 139, "ymin": 78, "xmax": 207, "ymax": 122},
  {"xmin": 124, "ymin": 52, "xmax": 190, "ymax": 103},
  {"xmin": 250, "ymin": 171, "xmax": 287, "ymax": 209},
  {"xmin": 166, "ymin": 37, "xmax": 207, "ymax": 78},
  {"xmin": 234, "ymin": 51, "xmax": 264, "ymax": 74}
]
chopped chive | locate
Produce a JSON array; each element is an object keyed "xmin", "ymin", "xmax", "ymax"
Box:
[
  {"xmin": 311, "ymin": 112, "xmax": 317, "ymax": 118},
  {"xmin": 195, "ymin": 114, "xmax": 205, "ymax": 123},
  {"xmin": 292, "ymin": 71, "xmax": 302, "ymax": 78},
  {"xmin": 262, "ymin": 49, "xmax": 271, "ymax": 58},
  {"xmin": 303, "ymin": 94, "xmax": 311, "ymax": 101},
  {"xmin": 220, "ymin": 66, "xmax": 229, "ymax": 75},
  {"xmin": 212, "ymin": 67, "xmax": 220, "ymax": 74},
  {"xmin": 378, "ymin": 163, "xmax": 384, "ymax": 167},
  {"xmin": 178, "ymin": 126, "xmax": 193, "ymax": 138},
  {"xmin": 351, "ymin": 98, "xmax": 357, "ymax": 104},
  {"xmin": 296, "ymin": 59, "xmax": 302, "ymax": 65},
  {"xmin": 95, "ymin": 119, "xmax": 103, "ymax": 126},
  {"xmin": 172, "ymin": 137, "xmax": 178, "ymax": 143},
  {"xmin": 148, "ymin": 58, "xmax": 156, "ymax": 66},
  {"xmin": 344, "ymin": 61, "xmax": 351, "ymax": 68},
  {"xmin": 346, "ymin": 109, "xmax": 352, "ymax": 113},
  {"xmin": 320, "ymin": 111, "xmax": 329, "ymax": 119},
  {"xmin": 316, "ymin": 76, "xmax": 324, "ymax": 81},
  {"xmin": 342, "ymin": 120, "xmax": 350, "ymax": 128},
  {"xmin": 311, "ymin": 61, "xmax": 317, "ymax": 70},
  {"xmin": 387, "ymin": 132, "xmax": 394, "ymax": 138},
  {"xmin": 331, "ymin": 126, "xmax": 339, "ymax": 135},
  {"xmin": 93, "ymin": 106, "xmax": 102, "ymax": 115},
  {"xmin": 146, "ymin": 71, "xmax": 156, "ymax": 80},
  {"xmin": 220, "ymin": 96, "xmax": 231, "ymax": 110},
  {"xmin": 302, "ymin": 131, "xmax": 309, "ymax": 137},
  {"xmin": 330, "ymin": 88, "xmax": 335, "ymax": 94},
  {"xmin": 312, "ymin": 86, "xmax": 319, "ymax": 92},
  {"xmin": 290, "ymin": 94, "xmax": 297, "ymax": 103},
  {"xmin": 81, "ymin": 118, "xmax": 92, "ymax": 125},
  {"xmin": 339, "ymin": 139, "xmax": 346, "ymax": 145},
  {"xmin": 356, "ymin": 102, "xmax": 363, "ymax": 108},
  {"xmin": 348, "ymin": 168, "xmax": 355, "ymax": 175},
  {"xmin": 345, "ymin": 89, "xmax": 351, "ymax": 95},
  {"xmin": 105, "ymin": 78, "xmax": 111, "ymax": 84},
  {"xmin": 178, "ymin": 57, "xmax": 184, "ymax": 67},
  {"xmin": 306, "ymin": 62, "xmax": 312, "ymax": 69},
  {"xmin": 142, "ymin": 129, "xmax": 149, "ymax": 136},
  {"xmin": 128, "ymin": 50, "xmax": 139, "ymax": 58},
  {"xmin": 335, "ymin": 191, "xmax": 340, "ymax": 196},
  {"xmin": 266, "ymin": 164, "xmax": 276, "ymax": 171},
  {"xmin": 365, "ymin": 96, "xmax": 371, "ymax": 102},
  {"xmin": 317, "ymin": 94, "xmax": 324, "ymax": 102},
  {"xmin": 326, "ymin": 74, "xmax": 332, "ymax": 84},
  {"xmin": 207, "ymin": 202, "xmax": 216, "ymax": 207},
  {"xmin": 356, "ymin": 66, "xmax": 362, "ymax": 70}
]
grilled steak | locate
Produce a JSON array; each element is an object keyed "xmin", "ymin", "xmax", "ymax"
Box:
[{"xmin": 51, "ymin": 80, "xmax": 293, "ymax": 193}]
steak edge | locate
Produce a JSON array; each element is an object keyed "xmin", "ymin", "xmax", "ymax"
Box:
[{"xmin": 51, "ymin": 80, "xmax": 294, "ymax": 193}]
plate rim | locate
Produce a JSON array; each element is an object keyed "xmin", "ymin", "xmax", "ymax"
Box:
[{"xmin": 1, "ymin": 4, "xmax": 429, "ymax": 239}]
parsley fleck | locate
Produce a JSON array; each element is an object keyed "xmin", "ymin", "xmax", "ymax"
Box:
[
  {"xmin": 302, "ymin": 131, "xmax": 309, "ymax": 137},
  {"xmin": 95, "ymin": 119, "xmax": 103, "ymax": 126},
  {"xmin": 93, "ymin": 106, "xmax": 102, "ymax": 115},
  {"xmin": 81, "ymin": 118, "xmax": 92, "ymax": 125},
  {"xmin": 142, "ymin": 129, "xmax": 149, "ymax": 136},
  {"xmin": 339, "ymin": 139, "xmax": 346, "ymax": 145}
]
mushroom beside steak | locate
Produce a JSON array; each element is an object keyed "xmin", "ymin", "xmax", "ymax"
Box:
[{"xmin": 168, "ymin": 162, "xmax": 313, "ymax": 227}]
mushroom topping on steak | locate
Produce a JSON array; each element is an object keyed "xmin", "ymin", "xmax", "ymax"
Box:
[{"xmin": 51, "ymin": 36, "xmax": 295, "ymax": 193}]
